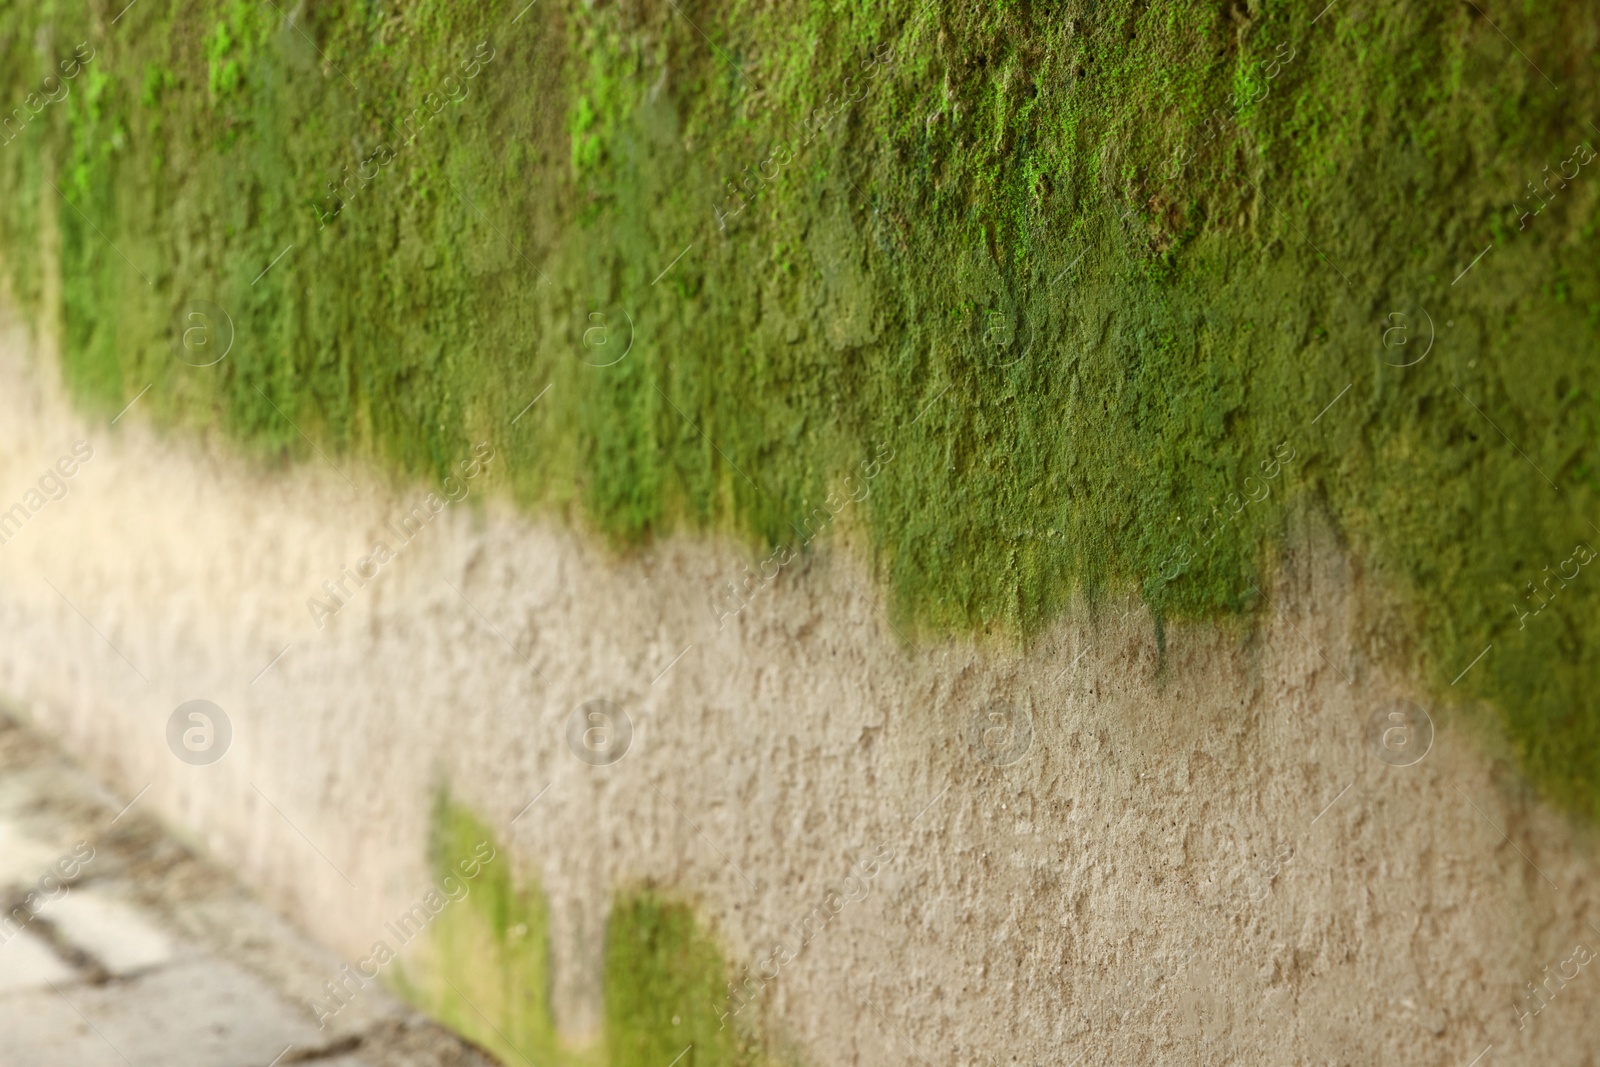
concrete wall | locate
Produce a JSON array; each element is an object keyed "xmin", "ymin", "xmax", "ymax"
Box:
[{"xmin": 2, "ymin": 312, "xmax": 1598, "ymax": 1064}]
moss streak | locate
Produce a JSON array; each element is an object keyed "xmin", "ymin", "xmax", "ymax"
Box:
[{"xmin": 408, "ymin": 798, "xmax": 782, "ymax": 1066}]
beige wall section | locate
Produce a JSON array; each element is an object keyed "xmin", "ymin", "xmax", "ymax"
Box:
[{"xmin": 0, "ymin": 312, "xmax": 1597, "ymax": 1064}]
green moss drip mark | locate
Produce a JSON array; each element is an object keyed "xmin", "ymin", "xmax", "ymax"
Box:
[
  {"xmin": 399, "ymin": 797, "xmax": 573, "ymax": 1067},
  {"xmin": 605, "ymin": 889, "xmax": 781, "ymax": 1067},
  {"xmin": 405, "ymin": 798, "xmax": 778, "ymax": 1066},
  {"xmin": 2, "ymin": 1, "xmax": 1600, "ymax": 818}
]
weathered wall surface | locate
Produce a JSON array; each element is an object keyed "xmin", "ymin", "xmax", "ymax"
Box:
[
  {"xmin": 7, "ymin": 0, "xmax": 1600, "ymax": 822},
  {"xmin": 2, "ymin": 313, "xmax": 1598, "ymax": 1065}
]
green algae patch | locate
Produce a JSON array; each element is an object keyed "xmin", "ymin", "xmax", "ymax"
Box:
[
  {"xmin": 395, "ymin": 798, "xmax": 575, "ymax": 1067},
  {"xmin": 2, "ymin": 1, "xmax": 1600, "ymax": 818},
  {"xmin": 401, "ymin": 797, "xmax": 784, "ymax": 1066},
  {"xmin": 605, "ymin": 889, "xmax": 785, "ymax": 1067}
]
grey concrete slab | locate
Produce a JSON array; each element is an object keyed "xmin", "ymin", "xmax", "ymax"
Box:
[
  {"xmin": 0, "ymin": 926, "xmax": 76, "ymax": 994},
  {"xmin": 26, "ymin": 957, "xmax": 320, "ymax": 1067},
  {"xmin": 0, "ymin": 987, "xmax": 115, "ymax": 1067},
  {"xmin": 44, "ymin": 889, "xmax": 176, "ymax": 976},
  {"xmin": 0, "ymin": 816, "xmax": 61, "ymax": 889},
  {"xmin": 0, "ymin": 712, "xmax": 495, "ymax": 1067}
]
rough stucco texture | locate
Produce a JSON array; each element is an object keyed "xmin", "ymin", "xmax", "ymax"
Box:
[{"xmin": 1, "ymin": 315, "xmax": 1599, "ymax": 1064}]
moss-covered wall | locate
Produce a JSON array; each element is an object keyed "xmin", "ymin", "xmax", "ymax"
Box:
[
  {"xmin": 1, "ymin": 1, "xmax": 1598, "ymax": 813},
  {"xmin": 403, "ymin": 798, "xmax": 784, "ymax": 1067}
]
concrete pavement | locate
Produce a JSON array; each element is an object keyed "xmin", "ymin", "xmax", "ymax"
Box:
[{"xmin": 0, "ymin": 709, "xmax": 498, "ymax": 1067}]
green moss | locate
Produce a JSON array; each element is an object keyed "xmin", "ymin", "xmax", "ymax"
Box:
[
  {"xmin": 399, "ymin": 798, "xmax": 571, "ymax": 1067},
  {"xmin": 2, "ymin": 0, "xmax": 1599, "ymax": 818},
  {"xmin": 605, "ymin": 890, "xmax": 780, "ymax": 1067},
  {"xmin": 402, "ymin": 797, "xmax": 785, "ymax": 1066}
]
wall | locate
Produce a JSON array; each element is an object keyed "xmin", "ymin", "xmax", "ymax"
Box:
[{"xmin": 0, "ymin": 313, "xmax": 1597, "ymax": 1064}]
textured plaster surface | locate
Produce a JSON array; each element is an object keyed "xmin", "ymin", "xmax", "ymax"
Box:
[{"xmin": 1, "ymin": 315, "xmax": 1598, "ymax": 1065}]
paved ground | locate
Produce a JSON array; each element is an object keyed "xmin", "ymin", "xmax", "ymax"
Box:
[{"xmin": 0, "ymin": 711, "xmax": 499, "ymax": 1067}]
